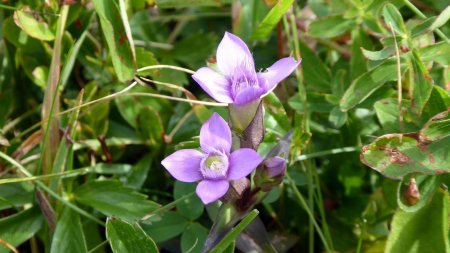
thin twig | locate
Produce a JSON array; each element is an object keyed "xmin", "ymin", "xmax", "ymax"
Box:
[
  {"xmin": 389, "ymin": 23, "xmax": 404, "ymax": 133},
  {"xmin": 0, "ymin": 238, "xmax": 19, "ymax": 253},
  {"xmin": 137, "ymin": 65, "xmax": 195, "ymax": 75},
  {"xmin": 167, "ymin": 109, "xmax": 195, "ymax": 140}
]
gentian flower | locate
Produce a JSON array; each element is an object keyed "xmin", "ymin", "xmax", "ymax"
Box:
[
  {"xmin": 161, "ymin": 113, "xmax": 263, "ymax": 204},
  {"xmin": 192, "ymin": 32, "xmax": 301, "ymax": 105}
]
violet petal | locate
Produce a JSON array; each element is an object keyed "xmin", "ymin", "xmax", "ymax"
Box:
[
  {"xmin": 216, "ymin": 32, "xmax": 256, "ymax": 78},
  {"xmin": 196, "ymin": 179, "xmax": 229, "ymax": 204},
  {"xmin": 228, "ymin": 148, "xmax": 263, "ymax": 180},
  {"xmin": 161, "ymin": 149, "xmax": 204, "ymax": 182},
  {"xmin": 200, "ymin": 113, "xmax": 232, "ymax": 153},
  {"xmin": 258, "ymin": 57, "xmax": 301, "ymax": 94},
  {"xmin": 234, "ymin": 86, "xmax": 265, "ymax": 105},
  {"xmin": 192, "ymin": 67, "xmax": 233, "ymax": 103}
]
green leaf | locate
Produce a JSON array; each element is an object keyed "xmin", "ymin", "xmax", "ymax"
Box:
[
  {"xmin": 420, "ymin": 109, "xmax": 450, "ymax": 142},
  {"xmin": 135, "ymin": 47, "xmax": 159, "ymax": 77},
  {"xmin": 3, "ymin": 16, "xmax": 43, "ymax": 53},
  {"xmin": 361, "ymin": 109, "xmax": 450, "ymax": 179},
  {"xmin": 0, "ymin": 207, "xmax": 43, "ymax": 253},
  {"xmin": 115, "ymin": 85, "xmax": 170, "ymax": 129},
  {"xmin": 382, "ymin": 3, "xmax": 407, "ymax": 35},
  {"xmin": 141, "ymin": 211, "xmax": 188, "ymax": 243},
  {"xmin": 181, "ymin": 223, "xmax": 208, "ymax": 253},
  {"xmin": 250, "ymin": 0, "xmax": 295, "ymax": 41},
  {"xmin": 340, "ymin": 59, "xmax": 406, "ymax": 112},
  {"xmin": 350, "ymin": 29, "xmax": 371, "ymax": 79},
  {"xmin": 125, "ymin": 154, "xmax": 152, "ymax": 189},
  {"xmin": 136, "ymin": 107, "xmax": 164, "ymax": 145},
  {"xmin": 0, "ymin": 183, "xmax": 33, "ymax": 210},
  {"xmin": 385, "ymin": 190, "xmax": 450, "ymax": 253},
  {"xmin": 174, "ymin": 181, "xmax": 204, "ymax": 220},
  {"xmin": 13, "ymin": 9, "xmax": 55, "ymax": 41},
  {"xmin": 308, "ymin": 15, "xmax": 356, "ymax": 38},
  {"xmin": 419, "ymin": 41, "xmax": 450, "ymax": 65},
  {"xmin": 410, "ymin": 50, "xmax": 433, "ymax": 116},
  {"xmin": 106, "ymin": 218, "xmax": 159, "ymax": 253},
  {"xmin": 374, "ymin": 98, "xmax": 420, "ymax": 133},
  {"xmin": 361, "ymin": 47, "xmax": 393, "ymax": 61},
  {"xmin": 92, "ymin": 0, "xmax": 136, "ymax": 81},
  {"xmin": 288, "ymin": 93, "xmax": 334, "ymax": 113},
  {"xmin": 263, "ymin": 93, "xmax": 291, "ymax": 134},
  {"xmin": 429, "ymin": 6, "xmax": 450, "ymax": 32},
  {"xmin": 50, "ymin": 207, "xmax": 87, "ymax": 253},
  {"xmin": 75, "ymin": 180, "xmax": 160, "ymax": 220},
  {"xmin": 232, "ymin": 0, "xmax": 268, "ymax": 42},
  {"xmin": 155, "ymin": 0, "xmax": 230, "ymax": 8},
  {"xmin": 299, "ymin": 41, "xmax": 331, "ymax": 91},
  {"xmin": 329, "ymin": 106, "xmax": 347, "ymax": 128}
]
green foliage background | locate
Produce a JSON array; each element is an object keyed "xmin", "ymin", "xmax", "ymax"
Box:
[{"xmin": 0, "ymin": 0, "xmax": 449, "ymax": 252}]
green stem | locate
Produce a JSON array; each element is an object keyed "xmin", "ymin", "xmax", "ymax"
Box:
[
  {"xmin": 0, "ymin": 151, "xmax": 105, "ymax": 226},
  {"xmin": 296, "ymin": 146, "xmax": 360, "ymax": 161},
  {"xmin": 87, "ymin": 240, "xmax": 108, "ymax": 253},
  {"xmin": 403, "ymin": 0, "xmax": 450, "ymax": 44},
  {"xmin": 0, "ymin": 167, "xmax": 90, "ymax": 185},
  {"xmin": 140, "ymin": 192, "xmax": 195, "ymax": 220},
  {"xmin": 285, "ymin": 172, "xmax": 332, "ymax": 252},
  {"xmin": 0, "ymin": 3, "xmax": 18, "ymax": 10}
]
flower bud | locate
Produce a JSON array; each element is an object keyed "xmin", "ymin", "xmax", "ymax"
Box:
[
  {"xmin": 403, "ymin": 177, "xmax": 420, "ymax": 206},
  {"xmin": 254, "ymin": 156, "xmax": 286, "ymax": 192}
]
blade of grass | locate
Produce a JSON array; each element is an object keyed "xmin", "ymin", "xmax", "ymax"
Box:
[
  {"xmin": 40, "ymin": 5, "xmax": 70, "ymax": 175},
  {"xmin": 285, "ymin": 172, "xmax": 332, "ymax": 251},
  {"xmin": 209, "ymin": 209, "xmax": 259, "ymax": 253},
  {"xmin": 49, "ymin": 89, "xmax": 84, "ymax": 192}
]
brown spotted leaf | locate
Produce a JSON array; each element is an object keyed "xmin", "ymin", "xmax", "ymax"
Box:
[{"xmin": 361, "ymin": 108, "xmax": 450, "ymax": 179}]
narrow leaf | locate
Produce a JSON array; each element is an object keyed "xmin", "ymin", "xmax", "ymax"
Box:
[
  {"xmin": 251, "ymin": 0, "xmax": 295, "ymax": 41},
  {"xmin": 92, "ymin": 0, "xmax": 136, "ymax": 81},
  {"xmin": 50, "ymin": 207, "xmax": 87, "ymax": 253},
  {"xmin": 340, "ymin": 59, "xmax": 406, "ymax": 111}
]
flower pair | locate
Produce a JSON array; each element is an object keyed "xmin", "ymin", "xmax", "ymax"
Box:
[{"xmin": 161, "ymin": 113, "xmax": 262, "ymax": 204}]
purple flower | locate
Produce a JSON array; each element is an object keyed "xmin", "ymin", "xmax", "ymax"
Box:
[
  {"xmin": 161, "ymin": 113, "xmax": 263, "ymax": 204},
  {"xmin": 192, "ymin": 32, "xmax": 301, "ymax": 105}
]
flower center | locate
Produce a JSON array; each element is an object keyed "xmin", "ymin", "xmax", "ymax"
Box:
[
  {"xmin": 229, "ymin": 62, "xmax": 259, "ymax": 99},
  {"xmin": 231, "ymin": 77, "xmax": 258, "ymax": 99},
  {"xmin": 201, "ymin": 153, "xmax": 229, "ymax": 180}
]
